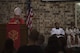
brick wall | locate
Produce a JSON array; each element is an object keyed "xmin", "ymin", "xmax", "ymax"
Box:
[
  {"xmin": 0, "ymin": 0, "xmax": 75, "ymax": 43},
  {"xmin": 32, "ymin": 0, "xmax": 75, "ymax": 43},
  {"xmin": 0, "ymin": 0, "xmax": 26, "ymax": 24}
]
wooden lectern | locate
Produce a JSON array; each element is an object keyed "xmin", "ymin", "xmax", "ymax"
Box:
[{"xmin": 0, "ymin": 24, "xmax": 28, "ymax": 52}]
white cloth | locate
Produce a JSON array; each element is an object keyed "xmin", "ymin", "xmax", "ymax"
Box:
[
  {"xmin": 51, "ymin": 28, "xmax": 65, "ymax": 38},
  {"xmin": 14, "ymin": 7, "xmax": 22, "ymax": 15},
  {"xmin": 66, "ymin": 28, "xmax": 80, "ymax": 48},
  {"xmin": 65, "ymin": 28, "xmax": 71, "ymax": 35}
]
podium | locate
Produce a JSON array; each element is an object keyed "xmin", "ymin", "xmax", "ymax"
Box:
[{"xmin": 0, "ymin": 24, "xmax": 28, "ymax": 51}]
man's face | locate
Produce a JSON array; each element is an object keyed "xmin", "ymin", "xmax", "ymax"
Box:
[
  {"xmin": 15, "ymin": 15, "xmax": 20, "ymax": 19},
  {"xmin": 55, "ymin": 23, "xmax": 59, "ymax": 28}
]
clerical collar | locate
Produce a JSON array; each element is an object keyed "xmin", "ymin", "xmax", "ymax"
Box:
[{"xmin": 56, "ymin": 28, "xmax": 59, "ymax": 29}]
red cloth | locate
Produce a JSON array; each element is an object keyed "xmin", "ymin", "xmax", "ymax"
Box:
[
  {"xmin": 9, "ymin": 18, "xmax": 25, "ymax": 24},
  {"xmin": 6, "ymin": 24, "xmax": 20, "ymax": 50}
]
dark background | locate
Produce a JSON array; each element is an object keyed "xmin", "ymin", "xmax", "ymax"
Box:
[{"xmin": 42, "ymin": 0, "xmax": 80, "ymax": 1}]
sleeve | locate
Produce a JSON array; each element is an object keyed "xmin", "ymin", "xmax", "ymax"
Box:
[
  {"xmin": 9, "ymin": 18, "xmax": 15, "ymax": 22},
  {"xmin": 76, "ymin": 28, "xmax": 80, "ymax": 34},
  {"xmin": 50, "ymin": 28, "xmax": 55, "ymax": 35},
  {"xmin": 19, "ymin": 18, "xmax": 25, "ymax": 24},
  {"xmin": 8, "ymin": 18, "xmax": 15, "ymax": 24},
  {"xmin": 65, "ymin": 28, "xmax": 69, "ymax": 34},
  {"xmin": 61, "ymin": 28, "xmax": 65, "ymax": 35}
]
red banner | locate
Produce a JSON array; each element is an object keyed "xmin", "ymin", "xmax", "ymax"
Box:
[{"xmin": 6, "ymin": 24, "xmax": 20, "ymax": 50}]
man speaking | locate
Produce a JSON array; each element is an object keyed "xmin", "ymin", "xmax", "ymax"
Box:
[{"xmin": 8, "ymin": 7, "xmax": 25, "ymax": 24}]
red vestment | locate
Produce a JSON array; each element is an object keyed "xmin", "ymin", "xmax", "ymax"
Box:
[{"xmin": 9, "ymin": 17, "xmax": 25, "ymax": 24}]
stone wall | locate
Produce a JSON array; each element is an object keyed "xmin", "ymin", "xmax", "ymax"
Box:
[
  {"xmin": 0, "ymin": 0, "xmax": 75, "ymax": 43},
  {"xmin": 0, "ymin": 0, "xmax": 26, "ymax": 24},
  {"xmin": 32, "ymin": 0, "xmax": 75, "ymax": 43}
]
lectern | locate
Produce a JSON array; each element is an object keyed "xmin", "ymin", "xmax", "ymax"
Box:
[{"xmin": 0, "ymin": 24, "xmax": 28, "ymax": 52}]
